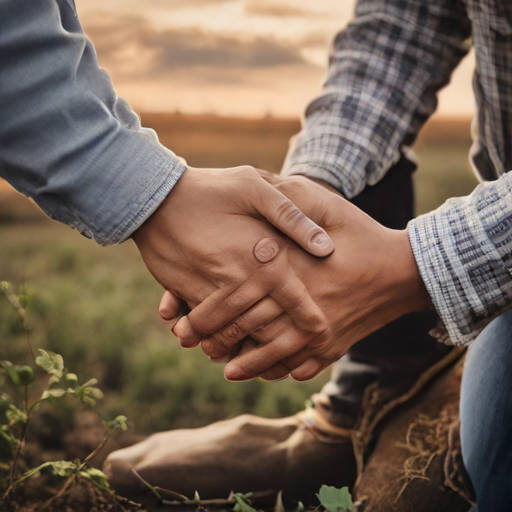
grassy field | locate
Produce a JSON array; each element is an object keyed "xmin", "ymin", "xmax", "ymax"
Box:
[{"xmin": 0, "ymin": 114, "xmax": 478, "ymax": 435}]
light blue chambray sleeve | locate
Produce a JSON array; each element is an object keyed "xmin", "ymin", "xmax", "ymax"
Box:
[
  {"xmin": 409, "ymin": 171, "xmax": 512, "ymax": 345},
  {"xmin": 281, "ymin": 0, "xmax": 471, "ymax": 198},
  {"xmin": 0, "ymin": 0, "xmax": 186, "ymax": 245}
]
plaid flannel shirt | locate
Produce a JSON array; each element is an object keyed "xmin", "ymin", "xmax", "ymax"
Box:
[{"xmin": 282, "ymin": 0, "xmax": 512, "ymax": 345}]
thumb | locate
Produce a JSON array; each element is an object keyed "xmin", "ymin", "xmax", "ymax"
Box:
[{"xmin": 250, "ymin": 178, "xmax": 334, "ymax": 257}]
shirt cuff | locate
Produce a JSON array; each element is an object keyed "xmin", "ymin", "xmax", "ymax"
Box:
[
  {"xmin": 79, "ymin": 151, "xmax": 187, "ymax": 246},
  {"xmin": 34, "ymin": 130, "xmax": 188, "ymax": 247},
  {"xmin": 281, "ymin": 161, "xmax": 354, "ymax": 198},
  {"xmin": 408, "ymin": 172, "xmax": 512, "ymax": 345}
]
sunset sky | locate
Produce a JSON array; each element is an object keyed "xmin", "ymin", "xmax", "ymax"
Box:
[{"xmin": 76, "ymin": 0, "xmax": 475, "ymax": 119}]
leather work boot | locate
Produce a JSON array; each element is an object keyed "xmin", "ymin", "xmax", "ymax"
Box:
[
  {"xmin": 354, "ymin": 348, "xmax": 475, "ymax": 512},
  {"xmin": 104, "ymin": 411, "xmax": 357, "ymax": 506}
]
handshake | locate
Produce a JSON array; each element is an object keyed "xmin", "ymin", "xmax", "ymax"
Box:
[{"xmin": 132, "ymin": 166, "xmax": 432, "ymax": 382}]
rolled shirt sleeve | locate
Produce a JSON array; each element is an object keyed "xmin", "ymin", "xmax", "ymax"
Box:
[
  {"xmin": 409, "ymin": 171, "xmax": 512, "ymax": 345},
  {"xmin": 0, "ymin": 0, "xmax": 186, "ymax": 245}
]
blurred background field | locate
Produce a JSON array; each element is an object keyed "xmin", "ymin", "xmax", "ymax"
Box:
[{"xmin": 0, "ymin": 114, "xmax": 478, "ymax": 436}]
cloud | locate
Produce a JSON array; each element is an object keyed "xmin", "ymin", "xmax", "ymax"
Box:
[
  {"xmin": 83, "ymin": 15, "xmax": 311, "ymax": 82},
  {"xmin": 244, "ymin": 3, "xmax": 311, "ymax": 17}
]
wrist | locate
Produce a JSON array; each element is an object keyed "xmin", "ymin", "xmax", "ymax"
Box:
[{"xmin": 392, "ymin": 229, "xmax": 433, "ymax": 314}]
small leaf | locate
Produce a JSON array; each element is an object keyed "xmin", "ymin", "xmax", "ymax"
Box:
[
  {"xmin": 2, "ymin": 361, "xmax": 20, "ymax": 386},
  {"xmin": 80, "ymin": 467, "xmax": 110, "ymax": 491},
  {"xmin": 36, "ymin": 349, "xmax": 64, "ymax": 385},
  {"xmin": 6, "ymin": 404, "xmax": 28, "ymax": 427},
  {"xmin": 66, "ymin": 373, "xmax": 78, "ymax": 383},
  {"xmin": 316, "ymin": 486, "xmax": 354, "ymax": 512},
  {"xmin": 49, "ymin": 460, "xmax": 77, "ymax": 477},
  {"xmin": 233, "ymin": 493, "xmax": 259, "ymax": 512},
  {"xmin": 40, "ymin": 389, "xmax": 67, "ymax": 404},
  {"xmin": 81, "ymin": 378, "xmax": 98, "ymax": 388},
  {"xmin": 107, "ymin": 415, "xmax": 128, "ymax": 432}
]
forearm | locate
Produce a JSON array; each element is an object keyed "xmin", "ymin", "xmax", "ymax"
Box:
[
  {"xmin": 409, "ymin": 171, "xmax": 512, "ymax": 345},
  {"xmin": 282, "ymin": 0, "xmax": 471, "ymax": 198},
  {"xmin": 0, "ymin": 0, "xmax": 186, "ymax": 245}
]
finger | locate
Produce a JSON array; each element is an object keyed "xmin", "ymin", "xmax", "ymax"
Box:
[
  {"xmin": 200, "ymin": 297, "xmax": 283, "ymax": 359},
  {"xmin": 159, "ymin": 291, "xmax": 183, "ymax": 322},
  {"xmin": 173, "ymin": 315, "xmax": 203, "ymax": 347},
  {"xmin": 224, "ymin": 319, "xmax": 311, "ymax": 381},
  {"xmin": 259, "ymin": 362, "xmax": 291, "ymax": 381},
  {"xmin": 258, "ymin": 352, "xmax": 329, "ymax": 382},
  {"xmin": 182, "ymin": 266, "xmax": 327, "ymax": 350},
  {"xmin": 250, "ymin": 179, "xmax": 334, "ymax": 257},
  {"xmin": 270, "ymin": 274, "xmax": 329, "ymax": 335},
  {"xmin": 290, "ymin": 358, "xmax": 330, "ymax": 381},
  {"xmin": 255, "ymin": 173, "xmax": 340, "ymax": 225},
  {"xmin": 208, "ymin": 339, "xmax": 242, "ymax": 364},
  {"xmin": 175, "ymin": 275, "xmax": 270, "ymax": 342}
]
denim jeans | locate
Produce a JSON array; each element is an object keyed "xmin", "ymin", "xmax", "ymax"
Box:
[{"xmin": 461, "ymin": 308, "xmax": 512, "ymax": 512}]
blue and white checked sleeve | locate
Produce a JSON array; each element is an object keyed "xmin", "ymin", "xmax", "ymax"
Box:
[
  {"xmin": 409, "ymin": 172, "xmax": 512, "ymax": 345},
  {"xmin": 0, "ymin": 0, "xmax": 186, "ymax": 245},
  {"xmin": 282, "ymin": 0, "xmax": 471, "ymax": 199}
]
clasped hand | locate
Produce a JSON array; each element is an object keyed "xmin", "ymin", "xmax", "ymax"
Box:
[
  {"xmin": 144, "ymin": 171, "xmax": 432, "ymax": 382},
  {"xmin": 132, "ymin": 165, "xmax": 336, "ymax": 372}
]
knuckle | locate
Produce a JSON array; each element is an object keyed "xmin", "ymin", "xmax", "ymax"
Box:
[
  {"xmin": 254, "ymin": 238, "xmax": 280, "ymax": 264},
  {"xmin": 201, "ymin": 340, "xmax": 214, "ymax": 356},
  {"xmin": 208, "ymin": 325, "xmax": 242, "ymax": 352},
  {"xmin": 226, "ymin": 292, "xmax": 251, "ymax": 312},
  {"xmin": 283, "ymin": 287, "xmax": 310, "ymax": 311},
  {"xmin": 303, "ymin": 313, "xmax": 329, "ymax": 338},
  {"xmin": 233, "ymin": 310, "xmax": 257, "ymax": 332},
  {"xmin": 233, "ymin": 165, "xmax": 256, "ymax": 179},
  {"xmin": 201, "ymin": 339, "xmax": 227, "ymax": 358},
  {"xmin": 189, "ymin": 316, "xmax": 215, "ymax": 336},
  {"xmin": 225, "ymin": 322, "xmax": 242, "ymax": 340},
  {"xmin": 251, "ymin": 326, "xmax": 273, "ymax": 344},
  {"xmin": 275, "ymin": 179, "xmax": 308, "ymax": 196},
  {"xmin": 273, "ymin": 200, "xmax": 306, "ymax": 227}
]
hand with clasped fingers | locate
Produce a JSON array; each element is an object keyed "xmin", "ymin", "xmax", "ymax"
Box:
[
  {"xmin": 131, "ymin": 166, "xmax": 335, "ymax": 349},
  {"xmin": 162, "ymin": 174, "xmax": 432, "ymax": 382}
]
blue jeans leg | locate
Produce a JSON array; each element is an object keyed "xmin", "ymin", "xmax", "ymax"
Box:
[{"xmin": 460, "ymin": 309, "xmax": 512, "ymax": 512}]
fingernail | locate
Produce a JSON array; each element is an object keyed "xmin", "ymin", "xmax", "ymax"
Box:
[
  {"xmin": 311, "ymin": 232, "xmax": 331, "ymax": 248},
  {"xmin": 171, "ymin": 322, "xmax": 179, "ymax": 336},
  {"xmin": 311, "ymin": 233, "xmax": 334, "ymax": 254}
]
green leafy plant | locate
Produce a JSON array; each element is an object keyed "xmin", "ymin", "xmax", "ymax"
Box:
[
  {"xmin": 316, "ymin": 485, "xmax": 354, "ymax": 512},
  {"xmin": 0, "ymin": 281, "xmax": 129, "ymax": 508},
  {"xmin": 233, "ymin": 492, "xmax": 259, "ymax": 512}
]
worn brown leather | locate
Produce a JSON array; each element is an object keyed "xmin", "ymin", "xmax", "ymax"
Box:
[{"xmin": 353, "ymin": 353, "xmax": 475, "ymax": 512}]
